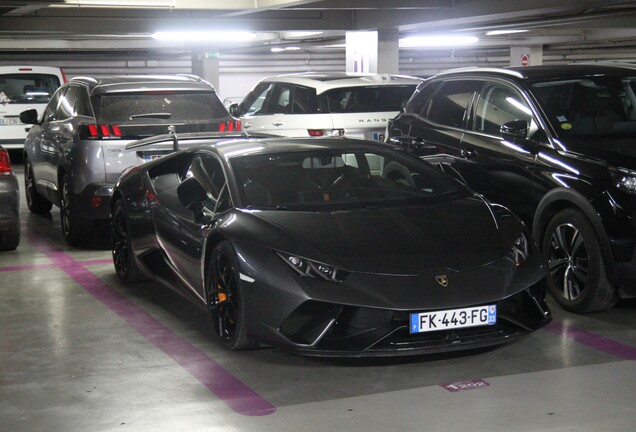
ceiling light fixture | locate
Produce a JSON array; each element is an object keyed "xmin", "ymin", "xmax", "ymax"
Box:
[
  {"xmin": 61, "ymin": 0, "xmax": 176, "ymax": 7},
  {"xmin": 486, "ymin": 29, "xmax": 529, "ymax": 36},
  {"xmin": 285, "ymin": 32, "xmax": 324, "ymax": 38},
  {"xmin": 399, "ymin": 35, "xmax": 479, "ymax": 48},
  {"xmin": 271, "ymin": 47, "xmax": 302, "ymax": 52},
  {"xmin": 152, "ymin": 31, "xmax": 255, "ymax": 42}
]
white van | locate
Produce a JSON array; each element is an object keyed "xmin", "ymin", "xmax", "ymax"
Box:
[
  {"xmin": 229, "ymin": 73, "xmax": 422, "ymax": 141},
  {"xmin": 0, "ymin": 66, "xmax": 66, "ymax": 150}
]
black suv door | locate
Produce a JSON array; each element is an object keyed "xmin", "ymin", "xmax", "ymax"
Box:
[
  {"xmin": 458, "ymin": 80, "xmax": 548, "ymax": 223},
  {"xmin": 392, "ymin": 79, "xmax": 480, "ymax": 158}
]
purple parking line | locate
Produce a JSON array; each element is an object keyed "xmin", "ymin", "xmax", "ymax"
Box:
[
  {"xmin": 26, "ymin": 233, "xmax": 276, "ymax": 417},
  {"xmin": 545, "ymin": 320, "xmax": 636, "ymax": 361}
]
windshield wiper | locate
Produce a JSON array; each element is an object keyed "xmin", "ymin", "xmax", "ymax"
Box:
[{"xmin": 129, "ymin": 112, "xmax": 172, "ymax": 120}]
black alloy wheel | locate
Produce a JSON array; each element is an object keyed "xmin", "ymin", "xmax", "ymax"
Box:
[
  {"xmin": 111, "ymin": 199, "xmax": 145, "ymax": 282},
  {"xmin": 208, "ymin": 241, "xmax": 256, "ymax": 350},
  {"xmin": 542, "ymin": 208, "xmax": 617, "ymax": 313},
  {"xmin": 60, "ymin": 173, "xmax": 93, "ymax": 245},
  {"xmin": 24, "ymin": 157, "xmax": 52, "ymax": 214}
]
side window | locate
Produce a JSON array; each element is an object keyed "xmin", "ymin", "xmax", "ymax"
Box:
[
  {"xmin": 291, "ymin": 85, "xmax": 318, "ymax": 114},
  {"xmin": 405, "ymin": 81, "xmax": 441, "ymax": 116},
  {"xmin": 240, "ymin": 83, "xmax": 273, "ymax": 116},
  {"xmin": 42, "ymin": 87, "xmax": 64, "ymax": 123},
  {"xmin": 74, "ymin": 86, "xmax": 93, "ymax": 117},
  {"xmin": 473, "ymin": 83, "xmax": 533, "ymax": 136},
  {"xmin": 186, "ymin": 153, "xmax": 228, "ymax": 211},
  {"xmin": 264, "ymin": 84, "xmax": 293, "ymax": 114},
  {"xmin": 56, "ymin": 86, "xmax": 79, "ymax": 120},
  {"xmin": 427, "ymin": 80, "xmax": 481, "ymax": 128}
]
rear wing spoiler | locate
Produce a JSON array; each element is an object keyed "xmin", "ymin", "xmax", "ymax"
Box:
[{"xmin": 125, "ymin": 131, "xmax": 260, "ymax": 151}]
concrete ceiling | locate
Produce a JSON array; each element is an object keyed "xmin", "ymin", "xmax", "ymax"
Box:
[{"xmin": 2, "ymin": 0, "xmax": 636, "ymax": 54}]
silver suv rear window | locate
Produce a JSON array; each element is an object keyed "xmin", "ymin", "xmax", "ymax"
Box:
[
  {"xmin": 92, "ymin": 91, "xmax": 229, "ymax": 124},
  {"xmin": 0, "ymin": 73, "xmax": 61, "ymax": 104}
]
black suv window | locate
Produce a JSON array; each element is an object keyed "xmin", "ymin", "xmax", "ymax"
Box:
[
  {"xmin": 404, "ymin": 81, "xmax": 441, "ymax": 116},
  {"xmin": 265, "ymin": 84, "xmax": 294, "ymax": 114},
  {"xmin": 427, "ymin": 80, "xmax": 481, "ymax": 128},
  {"xmin": 472, "ymin": 83, "xmax": 533, "ymax": 137},
  {"xmin": 92, "ymin": 91, "xmax": 228, "ymax": 124}
]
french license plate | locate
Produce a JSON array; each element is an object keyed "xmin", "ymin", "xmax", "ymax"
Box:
[
  {"xmin": 143, "ymin": 153, "xmax": 168, "ymax": 162},
  {"xmin": 0, "ymin": 117, "xmax": 22, "ymax": 126},
  {"xmin": 371, "ymin": 132, "xmax": 385, "ymax": 142},
  {"xmin": 410, "ymin": 304, "xmax": 496, "ymax": 334}
]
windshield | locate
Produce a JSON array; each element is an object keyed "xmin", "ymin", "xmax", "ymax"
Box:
[
  {"xmin": 92, "ymin": 91, "xmax": 229, "ymax": 124},
  {"xmin": 321, "ymin": 85, "xmax": 416, "ymax": 113},
  {"xmin": 530, "ymin": 75, "xmax": 636, "ymax": 138},
  {"xmin": 0, "ymin": 73, "xmax": 60, "ymax": 105},
  {"xmin": 230, "ymin": 148, "xmax": 464, "ymax": 211}
]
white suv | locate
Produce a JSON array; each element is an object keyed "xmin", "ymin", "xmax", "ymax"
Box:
[
  {"xmin": 0, "ymin": 65, "xmax": 66, "ymax": 150},
  {"xmin": 229, "ymin": 73, "xmax": 421, "ymax": 141}
]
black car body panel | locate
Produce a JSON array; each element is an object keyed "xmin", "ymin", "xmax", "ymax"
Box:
[
  {"xmin": 387, "ymin": 64, "xmax": 636, "ymax": 311},
  {"xmin": 111, "ymin": 137, "xmax": 550, "ymax": 356}
]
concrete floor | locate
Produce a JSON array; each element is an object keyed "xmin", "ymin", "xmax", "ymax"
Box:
[{"xmin": 2, "ymin": 161, "xmax": 636, "ymax": 432}]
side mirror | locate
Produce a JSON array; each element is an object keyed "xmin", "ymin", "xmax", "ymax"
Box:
[
  {"xmin": 500, "ymin": 120, "xmax": 528, "ymax": 144},
  {"xmin": 228, "ymin": 103, "xmax": 240, "ymax": 117},
  {"xmin": 177, "ymin": 176, "xmax": 207, "ymax": 213},
  {"xmin": 20, "ymin": 109, "xmax": 39, "ymax": 125}
]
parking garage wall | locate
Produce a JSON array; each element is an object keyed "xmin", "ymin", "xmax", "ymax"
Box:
[{"xmin": 3, "ymin": 45, "xmax": 636, "ymax": 102}]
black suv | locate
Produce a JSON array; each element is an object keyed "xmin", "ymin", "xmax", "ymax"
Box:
[
  {"xmin": 21, "ymin": 75, "xmax": 240, "ymax": 245},
  {"xmin": 387, "ymin": 64, "xmax": 636, "ymax": 313}
]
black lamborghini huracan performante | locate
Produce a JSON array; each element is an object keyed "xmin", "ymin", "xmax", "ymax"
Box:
[{"xmin": 111, "ymin": 137, "xmax": 551, "ymax": 357}]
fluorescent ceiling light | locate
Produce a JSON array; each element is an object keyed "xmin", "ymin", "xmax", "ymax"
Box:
[
  {"xmin": 271, "ymin": 46, "xmax": 301, "ymax": 52},
  {"xmin": 285, "ymin": 31, "xmax": 324, "ymax": 38},
  {"xmin": 399, "ymin": 35, "xmax": 479, "ymax": 48},
  {"xmin": 152, "ymin": 31, "xmax": 255, "ymax": 42},
  {"xmin": 486, "ymin": 29, "xmax": 529, "ymax": 36},
  {"xmin": 62, "ymin": 0, "xmax": 175, "ymax": 6}
]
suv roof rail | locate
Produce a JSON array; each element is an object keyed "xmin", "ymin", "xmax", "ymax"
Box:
[{"xmin": 436, "ymin": 67, "xmax": 524, "ymax": 79}]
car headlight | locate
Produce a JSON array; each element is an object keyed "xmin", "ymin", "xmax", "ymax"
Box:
[
  {"xmin": 276, "ymin": 252, "xmax": 345, "ymax": 282},
  {"xmin": 612, "ymin": 167, "xmax": 636, "ymax": 194},
  {"xmin": 510, "ymin": 233, "xmax": 530, "ymax": 267}
]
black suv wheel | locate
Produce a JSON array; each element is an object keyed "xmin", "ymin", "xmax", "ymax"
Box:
[{"xmin": 542, "ymin": 209, "xmax": 618, "ymax": 313}]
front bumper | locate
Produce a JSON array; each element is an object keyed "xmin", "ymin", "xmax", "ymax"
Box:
[{"xmin": 235, "ymin": 241, "xmax": 550, "ymax": 357}]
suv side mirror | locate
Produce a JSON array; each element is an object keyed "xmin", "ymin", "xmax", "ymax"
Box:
[
  {"xmin": 228, "ymin": 103, "xmax": 240, "ymax": 117},
  {"xmin": 20, "ymin": 109, "xmax": 39, "ymax": 125},
  {"xmin": 500, "ymin": 120, "xmax": 528, "ymax": 143}
]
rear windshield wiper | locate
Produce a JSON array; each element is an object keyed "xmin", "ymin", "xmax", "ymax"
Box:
[{"xmin": 129, "ymin": 112, "xmax": 172, "ymax": 120}]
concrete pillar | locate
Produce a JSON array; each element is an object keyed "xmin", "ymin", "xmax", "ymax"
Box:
[
  {"xmin": 346, "ymin": 31, "xmax": 378, "ymax": 74},
  {"xmin": 378, "ymin": 30, "xmax": 400, "ymax": 74},
  {"xmin": 191, "ymin": 50, "xmax": 220, "ymax": 91},
  {"xmin": 510, "ymin": 46, "xmax": 543, "ymax": 67}
]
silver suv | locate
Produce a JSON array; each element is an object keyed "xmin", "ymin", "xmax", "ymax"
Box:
[{"xmin": 21, "ymin": 75, "xmax": 240, "ymax": 245}]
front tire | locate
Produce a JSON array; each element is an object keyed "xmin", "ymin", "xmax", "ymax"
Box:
[
  {"xmin": 60, "ymin": 173, "xmax": 94, "ymax": 246},
  {"xmin": 207, "ymin": 241, "xmax": 256, "ymax": 350},
  {"xmin": 24, "ymin": 157, "xmax": 52, "ymax": 214},
  {"xmin": 542, "ymin": 208, "xmax": 618, "ymax": 313},
  {"xmin": 111, "ymin": 198, "xmax": 146, "ymax": 282}
]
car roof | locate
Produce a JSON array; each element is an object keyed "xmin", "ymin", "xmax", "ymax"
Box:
[
  {"xmin": 210, "ymin": 137, "xmax": 397, "ymax": 160},
  {"xmin": 435, "ymin": 64, "xmax": 636, "ymax": 82},
  {"xmin": 68, "ymin": 74, "xmax": 215, "ymax": 95},
  {"xmin": 257, "ymin": 72, "xmax": 422, "ymax": 93}
]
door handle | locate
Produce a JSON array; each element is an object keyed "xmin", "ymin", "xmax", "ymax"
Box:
[
  {"xmin": 272, "ymin": 121, "xmax": 284, "ymax": 127},
  {"xmin": 462, "ymin": 147, "xmax": 478, "ymax": 159}
]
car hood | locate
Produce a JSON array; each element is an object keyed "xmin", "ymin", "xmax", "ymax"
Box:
[
  {"xmin": 249, "ymin": 197, "xmax": 502, "ymax": 275},
  {"xmin": 561, "ymin": 136, "xmax": 636, "ymax": 170}
]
